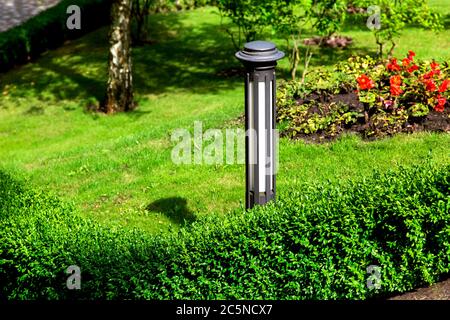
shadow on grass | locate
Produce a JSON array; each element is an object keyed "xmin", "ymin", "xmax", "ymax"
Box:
[
  {"xmin": 341, "ymin": 14, "xmax": 368, "ymax": 32},
  {"xmin": 23, "ymin": 105, "xmax": 45, "ymax": 115},
  {"xmin": 1, "ymin": 8, "xmax": 378, "ymax": 108},
  {"xmin": 146, "ymin": 196, "xmax": 196, "ymax": 225},
  {"xmin": 443, "ymin": 13, "xmax": 450, "ymax": 29},
  {"xmin": 40, "ymin": 58, "xmax": 106, "ymax": 101},
  {"xmin": 1, "ymin": 11, "xmax": 242, "ymax": 106},
  {"xmin": 131, "ymin": 19, "xmax": 242, "ymax": 94}
]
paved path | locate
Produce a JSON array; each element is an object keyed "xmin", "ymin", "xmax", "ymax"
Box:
[
  {"xmin": 390, "ymin": 278, "xmax": 450, "ymax": 300},
  {"xmin": 0, "ymin": 0, "xmax": 60, "ymax": 32}
]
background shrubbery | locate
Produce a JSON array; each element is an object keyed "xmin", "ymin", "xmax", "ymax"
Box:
[
  {"xmin": 1, "ymin": 162, "xmax": 449, "ymax": 299},
  {"xmin": 0, "ymin": 0, "xmax": 217, "ymax": 72},
  {"xmin": 0, "ymin": 0, "xmax": 111, "ymax": 73}
]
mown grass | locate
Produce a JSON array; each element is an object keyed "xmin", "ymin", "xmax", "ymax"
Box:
[{"xmin": 0, "ymin": 4, "xmax": 449, "ymax": 233}]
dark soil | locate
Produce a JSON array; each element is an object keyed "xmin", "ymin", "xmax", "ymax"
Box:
[
  {"xmin": 288, "ymin": 91, "xmax": 450, "ymax": 143},
  {"xmin": 296, "ymin": 91, "xmax": 365, "ymax": 112}
]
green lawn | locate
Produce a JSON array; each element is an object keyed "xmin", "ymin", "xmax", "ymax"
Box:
[{"xmin": 0, "ymin": 5, "xmax": 449, "ymax": 233}]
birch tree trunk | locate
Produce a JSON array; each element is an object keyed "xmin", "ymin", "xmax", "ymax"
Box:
[{"xmin": 103, "ymin": 0, "xmax": 134, "ymax": 113}]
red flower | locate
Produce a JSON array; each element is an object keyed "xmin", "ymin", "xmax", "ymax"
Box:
[
  {"xmin": 430, "ymin": 61, "xmax": 439, "ymax": 70},
  {"xmin": 402, "ymin": 58, "xmax": 411, "ymax": 67},
  {"xmin": 390, "ymin": 85, "xmax": 403, "ymax": 96},
  {"xmin": 435, "ymin": 104, "xmax": 444, "ymax": 112},
  {"xmin": 407, "ymin": 64, "xmax": 419, "ymax": 73},
  {"xmin": 357, "ymin": 74, "xmax": 374, "ymax": 90},
  {"xmin": 438, "ymin": 79, "xmax": 450, "ymax": 93},
  {"xmin": 387, "ymin": 58, "xmax": 401, "ymax": 72},
  {"xmin": 434, "ymin": 95, "xmax": 446, "ymax": 112},
  {"xmin": 424, "ymin": 79, "xmax": 437, "ymax": 92},
  {"xmin": 423, "ymin": 71, "xmax": 434, "ymax": 79},
  {"xmin": 407, "ymin": 50, "xmax": 416, "ymax": 60}
]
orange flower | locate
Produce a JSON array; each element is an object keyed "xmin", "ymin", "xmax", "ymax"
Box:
[
  {"xmin": 357, "ymin": 74, "xmax": 374, "ymax": 90},
  {"xmin": 390, "ymin": 75, "xmax": 402, "ymax": 86},
  {"xmin": 389, "ymin": 75, "xmax": 403, "ymax": 96},
  {"xmin": 390, "ymin": 85, "xmax": 403, "ymax": 96},
  {"xmin": 402, "ymin": 58, "xmax": 411, "ymax": 67},
  {"xmin": 430, "ymin": 61, "xmax": 439, "ymax": 70}
]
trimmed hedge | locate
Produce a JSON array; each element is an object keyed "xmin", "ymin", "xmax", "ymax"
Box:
[
  {"xmin": 0, "ymin": 162, "xmax": 449, "ymax": 299},
  {"xmin": 0, "ymin": 0, "xmax": 111, "ymax": 73}
]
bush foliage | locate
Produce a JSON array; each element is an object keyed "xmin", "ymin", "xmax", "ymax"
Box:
[{"xmin": 1, "ymin": 161, "xmax": 449, "ymax": 300}]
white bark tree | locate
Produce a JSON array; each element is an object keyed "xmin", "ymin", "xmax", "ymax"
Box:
[{"xmin": 103, "ymin": 0, "xmax": 135, "ymax": 113}]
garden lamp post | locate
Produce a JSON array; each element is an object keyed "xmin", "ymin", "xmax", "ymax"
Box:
[{"xmin": 236, "ymin": 41, "xmax": 285, "ymax": 209}]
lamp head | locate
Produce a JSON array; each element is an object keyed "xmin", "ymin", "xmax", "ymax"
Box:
[{"xmin": 236, "ymin": 41, "xmax": 285, "ymax": 69}]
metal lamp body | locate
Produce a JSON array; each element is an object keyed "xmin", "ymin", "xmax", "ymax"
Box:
[{"xmin": 236, "ymin": 41, "xmax": 284, "ymax": 209}]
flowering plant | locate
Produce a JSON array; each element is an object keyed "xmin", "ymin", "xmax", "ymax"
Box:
[
  {"xmin": 276, "ymin": 53, "xmax": 449, "ymax": 140},
  {"xmin": 357, "ymin": 51, "xmax": 449, "ymax": 115}
]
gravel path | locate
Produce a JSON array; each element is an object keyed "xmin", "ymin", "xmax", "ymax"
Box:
[{"xmin": 0, "ymin": 0, "xmax": 60, "ymax": 32}]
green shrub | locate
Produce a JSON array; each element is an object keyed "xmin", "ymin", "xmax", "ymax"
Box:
[
  {"xmin": 1, "ymin": 162, "xmax": 449, "ymax": 299},
  {"xmin": 0, "ymin": 0, "xmax": 111, "ymax": 73}
]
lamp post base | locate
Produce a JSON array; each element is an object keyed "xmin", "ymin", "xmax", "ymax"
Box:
[{"xmin": 246, "ymin": 190, "xmax": 275, "ymax": 209}]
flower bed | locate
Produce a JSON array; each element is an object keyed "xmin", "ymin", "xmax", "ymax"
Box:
[{"xmin": 277, "ymin": 52, "xmax": 449, "ymax": 142}]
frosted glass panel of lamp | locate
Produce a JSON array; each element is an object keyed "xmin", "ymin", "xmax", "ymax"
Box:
[
  {"xmin": 248, "ymin": 81, "xmax": 254, "ymax": 192},
  {"xmin": 258, "ymin": 81, "xmax": 266, "ymax": 193},
  {"xmin": 269, "ymin": 80, "xmax": 273, "ymax": 191}
]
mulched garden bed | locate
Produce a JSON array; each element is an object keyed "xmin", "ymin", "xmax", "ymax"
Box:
[
  {"xmin": 276, "ymin": 54, "xmax": 449, "ymax": 143},
  {"xmin": 286, "ymin": 91, "xmax": 450, "ymax": 143}
]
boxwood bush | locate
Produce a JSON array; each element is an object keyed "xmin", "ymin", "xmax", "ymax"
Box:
[
  {"xmin": 0, "ymin": 0, "xmax": 111, "ymax": 73},
  {"xmin": 0, "ymin": 161, "xmax": 449, "ymax": 299}
]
